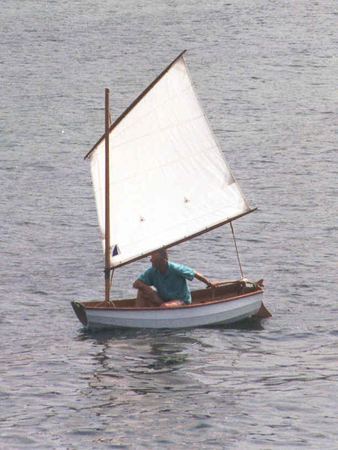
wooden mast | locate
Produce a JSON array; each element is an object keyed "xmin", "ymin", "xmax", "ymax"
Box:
[{"xmin": 104, "ymin": 88, "xmax": 111, "ymax": 303}]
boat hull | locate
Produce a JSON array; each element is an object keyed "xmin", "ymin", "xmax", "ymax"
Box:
[{"xmin": 72, "ymin": 284, "xmax": 267, "ymax": 330}]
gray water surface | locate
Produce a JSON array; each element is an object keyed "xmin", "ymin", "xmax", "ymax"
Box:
[{"xmin": 1, "ymin": 1, "xmax": 337, "ymax": 448}]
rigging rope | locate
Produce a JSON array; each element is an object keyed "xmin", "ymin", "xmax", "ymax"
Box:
[
  {"xmin": 230, "ymin": 222, "xmax": 244, "ymax": 279},
  {"xmin": 110, "ymin": 268, "xmax": 114, "ymax": 288}
]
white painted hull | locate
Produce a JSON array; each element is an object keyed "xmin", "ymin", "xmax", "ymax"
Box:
[{"xmin": 72, "ymin": 290, "xmax": 265, "ymax": 330}]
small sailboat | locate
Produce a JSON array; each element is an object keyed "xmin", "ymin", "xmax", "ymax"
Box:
[{"xmin": 71, "ymin": 50, "xmax": 271, "ymax": 330}]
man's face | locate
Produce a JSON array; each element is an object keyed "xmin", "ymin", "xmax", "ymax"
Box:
[{"xmin": 150, "ymin": 252, "xmax": 161, "ymax": 268}]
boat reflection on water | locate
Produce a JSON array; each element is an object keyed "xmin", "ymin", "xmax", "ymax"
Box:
[
  {"xmin": 78, "ymin": 315, "xmax": 267, "ymax": 401},
  {"xmin": 78, "ymin": 331, "xmax": 200, "ymax": 398}
]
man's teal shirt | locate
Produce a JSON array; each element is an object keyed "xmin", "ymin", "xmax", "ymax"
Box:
[{"xmin": 138, "ymin": 262, "xmax": 195, "ymax": 304}]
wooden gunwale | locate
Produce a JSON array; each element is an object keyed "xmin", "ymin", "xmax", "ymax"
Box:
[{"xmin": 79, "ymin": 287, "xmax": 263, "ymax": 311}]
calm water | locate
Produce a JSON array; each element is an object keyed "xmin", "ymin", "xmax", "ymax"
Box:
[{"xmin": 1, "ymin": 1, "xmax": 337, "ymax": 448}]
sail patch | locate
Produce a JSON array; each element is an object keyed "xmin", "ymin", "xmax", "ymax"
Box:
[{"xmin": 112, "ymin": 244, "xmax": 120, "ymax": 256}]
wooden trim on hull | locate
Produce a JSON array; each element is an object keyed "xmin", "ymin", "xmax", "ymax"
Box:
[{"xmin": 80, "ymin": 287, "xmax": 263, "ymax": 311}]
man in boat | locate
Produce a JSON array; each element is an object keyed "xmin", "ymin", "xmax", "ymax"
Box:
[{"xmin": 133, "ymin": 248, "xmax": 216, "ymax": 308}]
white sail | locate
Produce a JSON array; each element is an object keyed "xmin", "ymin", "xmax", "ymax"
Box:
[{"xmin": 88, "ymin": 54, "xmax": 252, "ymax": 268}]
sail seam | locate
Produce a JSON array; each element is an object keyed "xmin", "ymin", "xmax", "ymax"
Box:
[
  {"xmin": 91, "ymin": 112, "xmax": 206, "ymax": 154},
  {"xmin": 85, "ymin": 50, "xmax": 187, "ymax": 160},
  {"xmin": 183, "ymin": 57, "xmax": 252, "ymax": 212}
]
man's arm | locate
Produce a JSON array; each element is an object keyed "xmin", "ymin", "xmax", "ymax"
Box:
[
  {"xmin": 133, "ymin": 279, "xmax": 154, "ymax": 295},
  {"xmin": 194, "ymin": 272, "xmax": 216, "ymax": 288}
]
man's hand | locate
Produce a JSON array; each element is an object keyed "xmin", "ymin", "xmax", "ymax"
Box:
[
  {"xmin": 133, "ymin": 279, "xmax": 154, "ymax": 295},
  {"xmin": 195, "ymin": 272, "xmax": 216, "ymax": 288}
]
